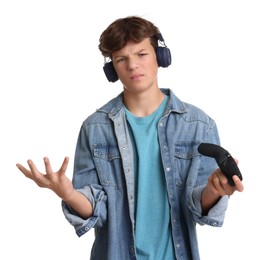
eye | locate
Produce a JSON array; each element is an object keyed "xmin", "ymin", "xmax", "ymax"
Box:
[
  {"xmin": 138, "ymin": 53, "xmax": 147, "ymax": 57},
  {"xmin": 115, "ymin": 57, "xmax": 125, "ymax": 63}
]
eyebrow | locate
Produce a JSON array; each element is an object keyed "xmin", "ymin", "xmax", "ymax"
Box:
[{"xmin": 113, "ymin": 48, "xmax": 148, "ymax": 59}]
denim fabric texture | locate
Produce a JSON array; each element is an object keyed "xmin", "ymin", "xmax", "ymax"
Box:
[{"xmin": 62, "ymin": 88, "xmax": 228, "ymax": 260}]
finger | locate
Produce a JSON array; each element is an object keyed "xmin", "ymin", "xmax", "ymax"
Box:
[
  {"xmin": 58, "ymin": 157, "xmax": 69, "ymax": 176},
  {"xmin": 219, "ymin": 173, "xmax": 230, "ymax": 187},
  {"xmin": 211, "ymin": 173, "xmax": 223, "ymax": 191},
  {"xmin": 212, "ymin": 171, "xmax": 230, "ymax": 195},
  {"xmin": 233, "ymin": 158, "xmax": 239, "ymax": 164},
  {"xmin": 16, "ymin": 163, "xmax": 33, "ymax": 179},
  {"xmin": 232, "ymin": 175, "xmax": 244, "ymax": 192},
  {"xmin": 43, "ymin": 157, "xmax": 53, "ymax": 175},
  {"xmin": 27, "ymin": 159, "xmax": 42, "ymax": 178}
]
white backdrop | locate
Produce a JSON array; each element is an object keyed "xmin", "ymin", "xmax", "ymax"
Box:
[{"xmin": 1, "ymin": 0, "xmax": 260, "ymax": 259}]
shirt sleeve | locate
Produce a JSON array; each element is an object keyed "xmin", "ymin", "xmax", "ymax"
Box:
[
  {"xmin": 61, "ymin": 123, "xmax": 108, "ymax": 237},
  {"xmin": 189, "ymin": 116, "xmax": 229, "ymax": 227},
  {"xmin": 191, "ymin": 185, "xmax": 229, "ymax": 227},
  {"xmin": 62, "ymin": 185, "xmax": 107, "ymax": 237}
]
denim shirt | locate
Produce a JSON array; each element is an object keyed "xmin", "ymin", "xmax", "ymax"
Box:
[{"xmin": 62, "ymin": 88, "xmax": 229, "ymax": 260}]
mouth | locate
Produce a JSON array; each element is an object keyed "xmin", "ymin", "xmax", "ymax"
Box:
[{"xmin": 130, "ymin": 74, "xmax": 144, "ymax": 80}]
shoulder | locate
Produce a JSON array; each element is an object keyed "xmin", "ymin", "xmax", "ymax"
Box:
[
  {"xmin": 164, "ymin": 88, "xmax": 214, "ymax": 124},
  {"xmin": 82, "ymin": 92, "xmax": 124, "ymax": 127}
]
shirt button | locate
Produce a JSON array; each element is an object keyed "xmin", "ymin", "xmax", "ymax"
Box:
[
  {"xmin": 159, "ymin": 122, "xmax": 164, "ymax": 126},
  {"xmin": 212, "ymin": 222, "xmax": 218, "ymax": 226},
  {"xmin": 176, "ymin": 244, "xmax": 180, "ymax": 248},
  {"xmin": 166, "ymin": 167, "xmax": 170, "ymax": 172}
]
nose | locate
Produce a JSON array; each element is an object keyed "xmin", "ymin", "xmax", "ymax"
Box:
[{"xmin": 127, "ymin": 57, "xmax": 138, "ymax": 71}]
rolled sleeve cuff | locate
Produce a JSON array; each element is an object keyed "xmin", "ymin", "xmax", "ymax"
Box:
[
  {"xmin": 191, "ymin": 185, "xmax": 229, "ymax": 227},
  {"xmin": 62, "ymin": 186, "xmax": 107, "ymax": 237}
]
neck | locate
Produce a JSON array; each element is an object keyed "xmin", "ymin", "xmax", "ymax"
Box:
[{"xmin": 123, "ymin": 88, "xmax": 165, "ymax": 117}]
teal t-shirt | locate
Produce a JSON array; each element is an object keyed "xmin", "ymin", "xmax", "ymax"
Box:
[{"xmin": 125, "ymin": 95, "xmax": 175, "ymax": 260}]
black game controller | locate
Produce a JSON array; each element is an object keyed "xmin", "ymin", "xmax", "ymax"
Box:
[{"xmin": 198, "ymin": 143, "xmax": 243, "ymax": 186}]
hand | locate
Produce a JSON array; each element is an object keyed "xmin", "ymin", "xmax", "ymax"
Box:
[
  {"xmin": 207, "ymin": 167, "xmax": 244, "ymax": 197},
  {"xmin": 16, "ymin": 157, "xmax": 74, "ymax": 200},
  {"xmin": 201, "ymin": 163, "xmax": 244, "ymax": 214}
]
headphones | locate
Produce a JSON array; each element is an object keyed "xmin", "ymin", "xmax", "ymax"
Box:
[{"xmin": 103, "ymin": 32, "xmax": 172, "ymax": 82}]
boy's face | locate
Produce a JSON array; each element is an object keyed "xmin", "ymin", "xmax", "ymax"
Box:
[{"xmin": 112, "ymin": 38, "xmax": 159, "ymax": 94}]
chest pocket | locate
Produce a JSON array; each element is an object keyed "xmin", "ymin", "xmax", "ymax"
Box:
[
  {"xmin": 93, "ymin": 143, "xmax": 124, "ymax": 189},
  {"xmin": 173, "ymin": 141, "xmax": 201, "ymax": 185}
]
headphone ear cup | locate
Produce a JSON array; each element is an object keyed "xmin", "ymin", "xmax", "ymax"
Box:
[
  {"xmin": 103, "ymin": 61, "xmax": 118, "ymax": 82},
  {"xmin": 156, "ymin": 46, "xmax": 172, "ymax": 67}
]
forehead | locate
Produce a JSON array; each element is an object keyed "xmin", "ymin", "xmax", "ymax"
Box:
[{"xmin": 112, "ymin": 38, "xmax": 153, "ymax": 57}]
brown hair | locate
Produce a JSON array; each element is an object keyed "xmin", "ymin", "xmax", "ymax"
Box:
[{"xmin": 98, "ymin": 16, "xmax": 160, "ymax": 58}]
